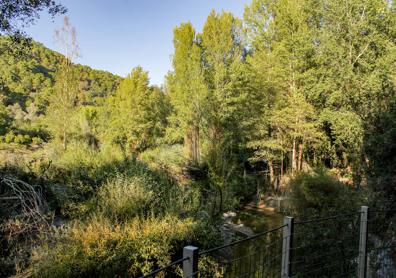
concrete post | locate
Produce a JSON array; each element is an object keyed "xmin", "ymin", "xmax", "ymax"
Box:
[
  {"xmin": 183, "ymin": 245, "xmax": 199, "ymax": 278},
  {"xmin": 281, "ymin": 216, "xmax": 294, "ymax": 278},
  {"xmin": 358, "ymin": 206, "xmax": 369, "ymax": 278}
]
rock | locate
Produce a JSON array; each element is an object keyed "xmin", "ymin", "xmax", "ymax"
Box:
[{"xmin": 223, "ymin": 211, "xmax": 237, "ymax": 218}]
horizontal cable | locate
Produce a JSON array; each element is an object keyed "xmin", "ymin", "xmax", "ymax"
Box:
[
  {"xmin": 139, "ymin": 257, "xmax": 187, "ymax": 278},
  {"xmin": 369, "ymin": 209, "xmax": 396, "ymax": 213},
  {"xmin": 294, "ymin": 212, "xmax": 360, "ymax": 225},
  {"xmin": 199, "ymin": 224, "xmax": 286, "ymax": 256}
]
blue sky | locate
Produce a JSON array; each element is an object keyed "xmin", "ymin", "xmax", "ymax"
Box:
[{"xmin": 25, "ymin": 0, "xmax": 249, "ymax": 85}]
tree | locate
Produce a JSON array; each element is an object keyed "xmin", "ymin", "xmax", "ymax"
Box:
[
  {"xmin": 244, "ymin": 0, "xmax": 396, "ymax": 186},
  {"xmin": 245, "ymin": 37, "xmax": 288, "ymax": 186},
  {"xmin": 271, "ymin": 93, "xmax": 322, "ymax": 172},
  {"xmin": 0, "ymin": 0, "xmax": 66, "ymax": 37},
  {"xmin": 198, "ymin": 11, "xmax": 249, "ymax": 213},
  {"xmin": 245, "ymin": 0, "xmax": 320, "ymax": 179},
  {"xmin": 106, "ymin": 67, "xmax": 168, "ymax": 155},
  {"xmin": 0, "ymin": 35, "xmax": 120, "ymax": 147},
  {"xmin": 167, "ymin": 22, "xmax": 207, "ymax": 165},
  {"xmin": 307, "ymin": 0, "xmax": 396, "ymax": 182},
  {"xmin": 0, "ymin": 0, "xmax": 66, "ymax": 57},
  {"xmin": 45, "ymin": 17, "xmax": 79, "ymax": 150},
  {"xmin": 0, "ymin": 101, "xmax": 8, "ymax": 135}
]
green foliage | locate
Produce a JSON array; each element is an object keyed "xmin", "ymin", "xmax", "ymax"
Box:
[
  {"xmin": 139, "ymin": 144, "xmax": 186, "ymax": 170},
  {"xmin": 1, "ymin": 1, "xmax": 396, "ymax": 276},
  {"xmin": 286, "ymin": 168, "xmax": 368, "ymax": 278},
  {"xmin": 0, "ymin": 37, "xmax": 121, "ymax": 150},
  {"xmin": 288, "ymin": 168, "xmax": 362, "ymax": 217},
  {"xmin": 0, "ymin": 101, "xmax": 9, "ymax": 134},
  {"xmin": 0, "ymin": 1, "xmax": 66, "ymax": 38},
  {"xmin": 30, "ymin": 215, "xmax": 198, "ymax": 278},
  {"xmin": 166, "ymin": 22, "xmax": 207, "ymax": 164},
  {"xmin": 105, "ymin": 67, "xmax": 169, "ymax": 154},
  {"xmin": 96, "ymin": 175, "xmax": 156, "ymax": 221},
  {"xmin": 95, "ymin": 168, "xmax": 191, "ymax": 222},
  {"xmin": 244, "ymin": 0, "xmax": 396, "ymax": 185},
  {"xmin": 45, "ymin": 63, "xmax": 79, "ymax": 150},
  {"xmin": 365, "ymin": 99, "xmax": 396, "ymax": 209}
]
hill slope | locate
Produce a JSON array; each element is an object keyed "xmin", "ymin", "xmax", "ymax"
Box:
[{"xmin": 0, "ymin": 37, "xmax": 121, "ymax": 144}]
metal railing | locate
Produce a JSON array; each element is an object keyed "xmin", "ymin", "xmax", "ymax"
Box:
[
  {"xmin": 197, "ymin": 225, "xmax": 285, "ymax": 277},
  {"xmin": 290, "ymin": 212, "xmax": 361, "ymax": 277},
  {"xmin": 139, "ymin": 206, "xmax": 395, "ymax": 278}
]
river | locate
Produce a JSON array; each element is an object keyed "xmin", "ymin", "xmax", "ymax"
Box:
[
  {"xmin": 231, "ymin": 206, "xmax": 284, "ymax": 234},
  {"xmin": 215, "ymin": 207, "xmax": 284, "ymax": 276}
]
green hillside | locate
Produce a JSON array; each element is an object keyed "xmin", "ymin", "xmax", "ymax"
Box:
[{"xmin": 0, "ymin": 37, "xmax": 121, "ymax": 146}]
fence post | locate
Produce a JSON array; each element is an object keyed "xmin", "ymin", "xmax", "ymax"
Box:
[
  {"xmin": 358, "ymin": 206, "xmax": 369, "ymax": 278},
  {"xmin": 281, "ymin": 216, "xmax": 294, "ymax": 278},
  {"xmin": 183, "ymin": 245, "xmax": 198, "ymax": 278}
]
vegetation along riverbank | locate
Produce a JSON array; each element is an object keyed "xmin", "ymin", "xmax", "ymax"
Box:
[{"xmin": 1, "ymin": 0, "xmax": 395, "ymax": 277}]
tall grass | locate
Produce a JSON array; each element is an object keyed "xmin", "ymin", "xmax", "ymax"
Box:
[
  {"xmin": 96, "ymin": 175, "xmax": 155, "ymax": 221},
  {"xmin": 30, "ymin": 215, "xmax": 198, "ymax": 278},
  {"xmin": 1, "ymin": 142, "xmax": 223, "ymax": 277}
]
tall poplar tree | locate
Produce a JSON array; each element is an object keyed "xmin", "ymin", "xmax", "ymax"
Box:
[
  {"xmin": 45, "ymin": 16, "xmax": 79, "ymax": 150},
  {"xmin": 199, "ymin": 11, "xmax": 249, "ymax": 212},
  {"xmin": 167, "ymin": 23, "xmax": 207, "ymax": 165}
]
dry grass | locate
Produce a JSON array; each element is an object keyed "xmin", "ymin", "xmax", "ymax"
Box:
[{"xmin": 0, "ymin": 176, "xmax": 50, "ymax": 239}]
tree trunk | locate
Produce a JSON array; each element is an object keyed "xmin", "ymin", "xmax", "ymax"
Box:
[
  {"xmin": 216, "ymin": 185, "xmax": 223, "ymax": 216},
  {"xmin": 292, "ymin": 138, "xmax": 297, "ymax": 172},
  {"xmin": 298, "ymin": 142, "xmax": 304, "ymax": 171},
  {"xmin": 185, "ymin": 126, "xmax": 200, "ymax": 166},
  {"xmin": 281, "ymin": 155, "xmax": 284, "ymax": 178},
  {"xmin": 268, "ymin": 160, "xmax": 275, "ymax": 188},
  {"xmin": 184, "ymin": 132, "xmax": 192, "ymax": 163},
  {"xmin": 192, "ymin": 126, "xmax": 200, "ymax": 165}
]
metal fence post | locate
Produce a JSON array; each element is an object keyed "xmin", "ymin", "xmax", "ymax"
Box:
[
  {"xmin": 183, "ymin": 245, "xmax": 198, "ymax": 278},
  {"xmin": 358, "ymin": 206, "xmax": 369, "ymax": 278},
  {"xmin": 281, "ymin": 216, "xmax": 294, "ymax": 278}
]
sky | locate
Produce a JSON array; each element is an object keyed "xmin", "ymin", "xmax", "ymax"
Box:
[{"xmin": 25, "ymin": 0, "xmax": 249, "ymax": 85}]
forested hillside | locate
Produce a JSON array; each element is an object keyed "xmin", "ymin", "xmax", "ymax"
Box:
[
  {"xmin": 0, "ymin": 37, "xmax": 121, "ymax": 147},
  {"xmin": 1, "ymin": 0, "xmax": 395, "ymax": 277}
]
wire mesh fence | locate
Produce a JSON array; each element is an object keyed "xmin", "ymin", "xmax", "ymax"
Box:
[
  {"xmin": 367, "ymin": 209, "xmax": 396, "ymax": 278},
  {"xmin": 140, "ymin": 207, "xmax": 395, "ymax": 278},
  {"xmin": 290, "ymin": 213, "xmax": 361, "ymax": 278},
  {"xmin": 196, "ymin": 225, "xmax": 284, "ymax": 277}
]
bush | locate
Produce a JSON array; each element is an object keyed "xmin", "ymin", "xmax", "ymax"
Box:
[
  {"xmin": 30, "ymin": 215, "xmax": 199, "ymax": 278},
  {"xmin": 96, "ymin": 174, "xmax": 155, "ymax": 221},
  {"xmin": 0, "ymin": 147, "xmax": 220, "ymax": 277},
  {"xmin": 139, "ymin": 144, "xmax": 186, "ymax": 171},
  {"xmin": 96, "ymin": 170, "xmax": 204, "ymax": 221},
  {"xmin": 288, "ymin": 168, "xmax": 362, "ymax": 217},
  {"xmin": 286, "ymin": 169, "xmax": 366, "ymax": 277},
  {"xmin": 4, "ymin": 132, "xmax": 15, "ymax": 144},
  {"xmin": 31, "ymin": 137, "xmax": 43, "ymax": 145}
]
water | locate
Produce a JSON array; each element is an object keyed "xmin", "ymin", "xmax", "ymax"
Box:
[
  {"xmin": 211, "ymin": 207, "xmax": 285, "ymax": 277},
  {"xmin": 231, "ymin": 207, "xmax": 283, "ymax": 233}
]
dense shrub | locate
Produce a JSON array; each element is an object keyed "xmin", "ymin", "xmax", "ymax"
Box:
[
  {"xmin": 139, "ymin": 144, "xmax": 185, "ymax": 171},
  {"xmin": 0, "ymin": 146, "xmax": 221, "ymax": 277},
  {"xmin": 30, "ymin": 215, "xmax": 200, "ymax": 278},
  {"xmin": 286, "ymin": 169, "xmax": 367, "ymax": 277},
  {"xmin": 288, "ymin": 168, "xmax": 363, "ymax": 217},
  {"xmin": 0, "ymin": 132, "xmax": 44, "ymax": 145},
  {"xmin": 96, "ymin": 175, "xmax": 155, "ymax": 221}
]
